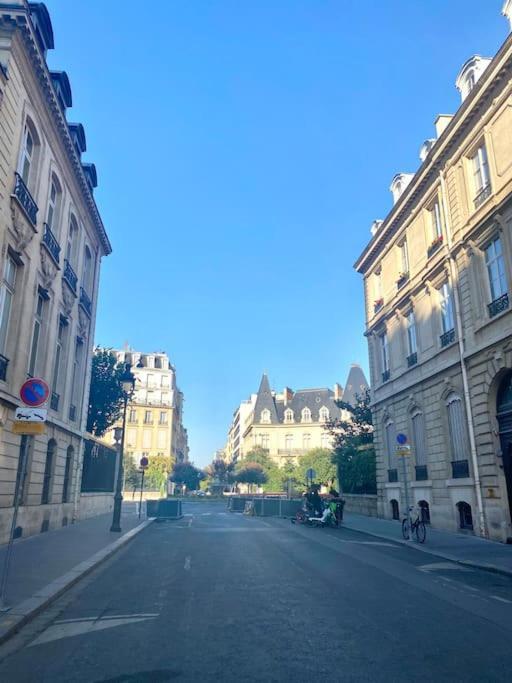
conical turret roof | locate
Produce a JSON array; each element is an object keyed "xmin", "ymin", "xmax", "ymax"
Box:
[
  {"xmin": 253, "ymin": 373, "xmax": 279, "ymax": 424},
  {"xmin": 341, "ymin": 364, "xmax": 369, "ymax": 406}
]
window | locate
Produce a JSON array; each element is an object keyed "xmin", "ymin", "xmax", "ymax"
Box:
[
  {"xmin": 62, "ymin": 446, "xmax": 73, "ymax": 503},
  {"xmin": 261, "ymin": 409, "xmax": 271, "ymax": 424},
  {"xmin": 155, "ymin": 357, "xmax": 162, "ymax": 369},
  {"xmin": 411, "ymin": 412, "xmax": 426, "ymax": 466},
  {"xmin": 159, "ymin": 411, "xmax": 168, "ymax": 425},
  {"xmin": 142, "ymin": 430, "xmax": 152, "ymax": 449},
  {"xmin": 385, "ymin": 421, "xmax": 397, "ymax": 478},
  {"xmin": 126, "ymin": 429, "xmax": 136, "ymax": 447},
  {"xmin": 430, "ymin": 200, "xmax": 443, "ymax": 240},
  {"xmin": 466, "ymin": 71, "xmax": 476, "ymax": 92},
  {"xmin": 261, "ymin": 434, "xmax": 270, "ymax": 449},
  {"xmin": 129, "ymin": 409, "xmax": 137, "ymax": 423},
  {"xmin": 42, "ymin": 439, "xmax": 56, "ymax": 504},
  {"xmin": 19, "ymin": 122, "xmax": 35, "ymax": 186},
  {"xmin": 406, "ymin": 310, "xmax": 417, "ymax": 358},
  {"xmin": 70, "ymin": 337, "xmax": 84, "ymax": 420},
  {"xmin": 457, "ymin": 501, "xmax": 473, "ymax": 530},
  {"xmin": 447, "ymin": 394, "xmax": 470, "ymax": 474},
  {"xmin": 51, "ymin": 316, "xmax": 68, "ymax": 405},
  {"xmin": 147, "ymin": 374, "xmax": 155, "ymax": 388},
  {"xmin": 399, "ymin": 240, "xmax": 409, "ymax": 275},
  {"xmin": 46, "ymin": 176, "xmax": 61, "ymax": 230},
  {"xmin": 284, "ymin": 408, "xmax": 294, "ymax": 423},
  {"xmin": 82, "ymin": 246, "xmax": 93, "ymax": 294},
  {"xmin": 301, "ymin": 407, "xmax": 311, "ymax": 423},
  {"xmin": 28, "ymin": 292, "xmax": 46, "ymax": 377},
  {"xmin": 390, "ymin": 499, "xmax": 400, "ymax": 520},
  {"xmin": 380, "ymin": 332, "xmax": 390, "ymax": 380},
  {"xmin": 485, "ymin": 236, "xmax": 507, "ymax": 302},
  {"xmin": 66, "ymin": 215, "xmax": 78, "ymax": 265},
  {"xmin": 319, "ymin": 406, "xmax": 329, "ymax": 422},
  {"xmin": 144, "ymin": 410, "xmax": 153, "ymax": 424},
  {"xmin": 0, "ymin": 255, "xmax": 17, "ymax": 357},
  {"xmin": 320, "ymin": 432, "xmax": 329, "ymax": 448},
  {"xmin": 472, "ymin": 144, "xmax": 491, "ymax": 204},
  {"xmin": 161, "ymin": 375, "xmax": 169, "ymax": 388},
  {"xmin": 157, "ymin": 430, "xmax": 167, "ymax": 449},
  {"xmin": 285, "ymin": 434, "xmax": 293, "ymax": 450},
  {"xmin": 439, "ymin": 282, "xmax": 454, "ymax": 334}
]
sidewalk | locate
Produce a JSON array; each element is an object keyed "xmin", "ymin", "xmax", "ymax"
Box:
[
  {"xmin": 0, "ymin": 502, "xmax": 152, "ymax": 643},
  {"xmin": 343, "ymin": 512, "xmax": 512, "ymax": 576}
]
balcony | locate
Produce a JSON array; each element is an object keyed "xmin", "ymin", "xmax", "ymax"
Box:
[
  {"xmin": 42, "ymin": 223, "xmax": 61, "ymax": 264},
  {"xmin": 407, "ymin": 352, "xmax": 417, "ymax": 367},
  {"xmin": 79, "ymin": 287, "xmax": 92, "ymax": 317},
  {"xmin": 427, "ymin": 235, "xmax": 443, "ymax": 259},
  {"xmin": 440, "ymin": 328, "xmax": 455, "ymax": 348},
  {"xmin": 488, "ymin": 293, "xmax": 509, "ymax": 319},
  {"xmin": 451, "ymin": 459, "xmax": 470, "ymax": 479},
  {"xmin": 415, "ymin": 465, "xmax": 428, "ymax": 481},
  {"xmin": 63, "ymin": 259, "xmax": 78, "ymax": 293},
  {"xmin": 13, "ymin": 172, "xmax": 38, "ymax": 226},
  {"xmin": 374, "ymin": 298, "xmax": 384, "ymax": 314},
  {"xmin": 382, "ymin": 369, "xmax": 390, "ymax": 383},
  {"xmin": 396, "ymin": 272, "xmax": 409, "ymax": 290},
  {"xmin": 0, "ymin": 354, "xmax": 8, "ymax": 381},
  {"xmin": 388, "ymin": 469, "xmax": 398, "ymax": 483},
  {"xmin": 50, "ymin": 391, "xmax": 59, "ymax": 411},
  {"xmin": 474, "ymin": 184, "xmax": 491, "ymax": 209},
  {"xmin": 69, "ymin": 404, "xmax": 76, "ymax": 422}
]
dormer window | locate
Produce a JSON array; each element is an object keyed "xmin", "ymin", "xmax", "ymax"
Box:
[
  {"xmin": 301, "ymin": 407, "xmax": 312, "ymax": 423},
  {"xmin": 390, "ymin": 173, "xmax": 414, "ymax": 204},
  {"xmin": 466, "ymin": 71, "xmax": 476, "ymax": 92},
  {"xmin": 455, "ymin": 55, "xmax": 492, "ymax": 102},
  {"xmin": 284, "ymin": 408, "xmax": 294, "ymax": 423},
  {"xmin": 261, "ymin": 409, "xmax": 271, "ymax": 424},
  {"xmin": 319, "ymin": 406, "xmax": 329, "ymax": 422}
]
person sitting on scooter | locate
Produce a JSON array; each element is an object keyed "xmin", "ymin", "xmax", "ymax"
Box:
[{"xmin": 309, "ymin": 487, "xmax": 323, "ymax": 517}]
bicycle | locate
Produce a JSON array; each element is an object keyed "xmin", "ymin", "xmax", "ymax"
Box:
[{"xmin": 402, "ymin": 507, "xmax": 426, "ymax": 543}]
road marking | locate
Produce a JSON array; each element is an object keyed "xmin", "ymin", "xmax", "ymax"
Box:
[
  {"xmin": 339, "ymin": 540, "xmax": 397, "ymax": 547},
  {"xmin": 490, "ymin": 595, "xmax": 512, "ymax": 604},
  {"xmin": 201, "ymin": 512, "xmax": 212, "ymax": 516},
  {"xmin": 29, "ymin": 614, "xmax": 158, "ymax": 647},
  {"xmin": 188, "ymin": 516, "xmax": 193, "ymax": 527},
  {"xmin": 418, "ymin": 562, "xmax": 474, "ymax": 572},
  {"xmin": 184, "ymin": 556, "xmax": 192, "ymax": 570}
]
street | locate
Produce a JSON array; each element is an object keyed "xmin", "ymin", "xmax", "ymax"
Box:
[{"xmin": 0, "ymin": 501, "xmax": 511, "ymax": 682}]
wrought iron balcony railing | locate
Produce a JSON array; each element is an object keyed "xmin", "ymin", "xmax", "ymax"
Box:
[
  {"xmin": 488, "ymin": 292, "xmax": 509, "ymax": 318},
  {"xmin": 63, "ymin": 259, "xmax": 78, "ymax": 293},
  {"xmin": 69, "ymin": 404, "xmax": 76, "ymax": 421},
  {"xmin": 451, "ymin": 459, "xmax": 470, "ymax": 479},
  {"xmin": 0, "ymin": 354, "xmax": 9, "ymax": 381},
  {"xmin": 427, "ymin": 236, "xmax": 443, "ymax": 258},
  {"xmin": 440, "ymin": 328, "xmax": 455, "ymax": 347},
  {"xmin": 373, "ymin": 299, "xmax": 384, "ymax": 314},
  {"xmin": 79, "ymin": 287, "xmax": 92, "ymax": 316},
  {"xmin": 13, "ymin": 172, "xmax": 38, "ymax": 226},
  {"xmin": 407, "ymin": 352, "xmax": 418, "ymax": 367},
  {"xmin": 388, "ymin": 468, "xmax": 398, "ymax": 483},
  {"xmin": 474, "ymin": 184, "xmax": 491, "ymax": 209},
  {"xmin": 396, "ymin": 272, "xmax": 409, "ymax": 290},
  {"xmin": 382, "ymin": 369, "xmax": 390, "ymax": 383},
  {"xmin": 50, "ymin": 391, "xmax": 59, "ymax": 411},
  {"xmin": 42, "ymin": 223, "xmax": 61, "ymax": 264},
  {"xmin": 415, "ymin": 465, "xmax": 428, "ymax": 481}
]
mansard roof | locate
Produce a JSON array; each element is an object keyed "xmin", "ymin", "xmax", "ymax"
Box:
[
  {"xmin": 341, "ymin": 364, "xmax": 369, "ymax": 407},
  {"xmin": 275, "ymin": 388, "xmax": 341, "ymax": 423}
]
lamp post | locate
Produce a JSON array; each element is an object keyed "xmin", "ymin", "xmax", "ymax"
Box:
[{"xmin": 110, "ymin": 363, "xmax": 135, "ymax": 533}]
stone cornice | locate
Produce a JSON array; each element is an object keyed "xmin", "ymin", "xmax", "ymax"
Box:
[
  {"xmin": 354, "ymin": 31, "xmax": 512, "ymax": 275},
  {"xmin": 0, "ymin": 6, "xmax": 112, "ymax": 256}
]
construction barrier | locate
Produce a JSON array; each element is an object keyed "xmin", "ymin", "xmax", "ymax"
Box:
[
  {"xmin": 227, "ymin": 496, "xmax": 302, "ymax": 517},
  {"xmin": 146, "ymin": 498, "xmax": 183, "ymax": 519}
]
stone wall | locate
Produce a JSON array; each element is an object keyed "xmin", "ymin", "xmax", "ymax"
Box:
[
  {"xmin": 343, "ymin": 494, "xmax": 378, "ymax": 517},
  {"xmin": 78, "ymin": 493, "xmax": 114, "ymax": 520}
]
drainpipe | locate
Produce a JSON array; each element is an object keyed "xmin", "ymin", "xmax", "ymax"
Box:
[{"xmin": 440, "ymin": 171, "xmax": 487, "ymax": 538}]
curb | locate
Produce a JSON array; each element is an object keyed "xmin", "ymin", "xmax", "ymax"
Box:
[
  {"xmin": 342, "ymin": 521, "xmax": 512, "ymax": 578},
  {"xmin": 0, "ymin": 519, "xmax": 154, "ymax": 645}
]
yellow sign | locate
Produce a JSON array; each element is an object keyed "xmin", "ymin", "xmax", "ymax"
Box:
[
  {"xmin": 12, "ymin": 421, "xmax": 46, "ymax": 435},
  {"xmin": 396, "ymin": 445, "xmax": 411, "ymax": 457}
]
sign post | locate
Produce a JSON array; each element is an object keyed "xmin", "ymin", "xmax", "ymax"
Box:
[
  {"xmin": 306, "ymin": 468, "xmax": 316, "ymax": 488},
  {"xmin": 139, "ymin": 456, "xmax": 149, "ymax": 519},
  {"xmin": 396, "ymin": 433, "xmax": 414, "ymax": 542}
]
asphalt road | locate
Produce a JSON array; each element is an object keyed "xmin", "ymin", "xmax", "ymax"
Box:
[{"xmin": 1, "ymin": 501, "xmax": 512, "ymax": 682}]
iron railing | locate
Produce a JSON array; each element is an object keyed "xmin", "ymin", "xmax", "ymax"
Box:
[
  {"xmin": 488, "ymin": 292, "xmax": 509, "ymax": 318},
  {"xmin": 13, "ymin": 172, "xmax": 38, "ymax": 226},
  {"xmin": 50, "ymin": 391, "xmax": 59, "ymax": 411},
  {"xmin": 63, "ymin": 259, "xmax": 78, "ymax": 293},
  {"xmin": 79, "ymin": 287, "xmax": 92, "ymax": 316},
  {"xmin": 42, "ymin": 223, "xmax": 61, "ymax": 264},
  {"xmin": 415, "ymin": 465, "xmax": 428, "ymax": 481},
  {"xmin": 0, "ymin": 354, "xmax": 8, "ymax": 381},
  {"xmin": 451, "ymin": 459, "xmax": 470, "ymax": 479},
  {"xmin": 440, "ymin": 328, "xmax": 455, "ymax": 347},
  {"xmin": 374, "ymin": 299, "xmax": 384, "ymax": 314},
  {"xmin": 427, "ymin": 237, "xmax": 443, "ymax": 258},
  {"xmin": 407, "ymin": 352, "xmax": 417, "ymax": 367},
  {"xmin": 474, "ymin": 184, "xmax": 491, "ymax": 209},
  {"xmin": 396, "ymin": 272, "xmax": 409, "ymax": 290},
  {"xmin": 388, "ymin": 469, "xmax": 398, "ymax": 483}
]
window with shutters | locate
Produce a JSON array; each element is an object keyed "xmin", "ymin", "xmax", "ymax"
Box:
[{"xmin": 447, "ymin": 394, "xmax": 470, "ymax": 478}]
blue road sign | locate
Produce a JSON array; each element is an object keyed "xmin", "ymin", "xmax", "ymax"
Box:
[{"xmin": 396, "ymin": 433, "xmax": 408, "ymax": 446}]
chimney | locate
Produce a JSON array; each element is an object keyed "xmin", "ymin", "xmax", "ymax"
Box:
[
  {"xmin": 334, "ymin": 383, "xmax": 343, "ymax": 401},
  {"xmin": 283, "ymin": 387, "xmax": 293, "ymax": 405},
  {"xmin": 434, "ymin": 115, "xmax": 453, "ymax": 137}
]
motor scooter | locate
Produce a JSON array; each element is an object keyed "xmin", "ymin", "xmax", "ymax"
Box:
[{"xmin": 307, "ymin": 504, "xmax": 338, "ymax": 528}]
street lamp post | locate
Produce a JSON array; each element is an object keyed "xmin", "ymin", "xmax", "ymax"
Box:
[{"xmin": 110, "ymin": 363, "xmax": 135, "ymax": 533}]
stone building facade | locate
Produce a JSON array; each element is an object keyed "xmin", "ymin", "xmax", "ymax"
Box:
[
  {"xmin": 0, "ymin": 2, "xmax": 111, "ymax": 543},
  {"xmin": 355, "ymin": 3, "xmax": 512, "ymax": 542}
]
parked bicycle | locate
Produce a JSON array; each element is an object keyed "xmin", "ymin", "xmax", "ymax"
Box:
[{"xmin": 402, "ymin": 506, "xmax": 426, "ymax": 543}]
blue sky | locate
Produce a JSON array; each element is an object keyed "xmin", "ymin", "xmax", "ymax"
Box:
[{"xmin": 46, "ymin": 1, "xmax": 507, "ymax": 466}]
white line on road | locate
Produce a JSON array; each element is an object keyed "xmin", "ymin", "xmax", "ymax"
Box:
[
  {"xmin": 418, "ymin": 562, "xmax": 474, "ymax": 572},
  {"xmin": 30, "ymin": 615, "xmax": 158, "ymax": 647},
  {"xmin": 188, "ymin": 516, "xmax": 193, "ymax": 527},
  {"xmin": 490, "ymin": 595, "xmax": 512, "ymax": 604},
  {"xmin": 184, "ymin": 556, "xmax": 192, "ymax": 570},
  {"xmin": 339, "ymin": 540, "xmax": 397, "ymax": 547}
]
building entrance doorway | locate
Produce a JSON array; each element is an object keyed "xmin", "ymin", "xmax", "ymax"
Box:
[{"xmin": 497, "ymin": 370, "xmax": 512, "ymax": 533}]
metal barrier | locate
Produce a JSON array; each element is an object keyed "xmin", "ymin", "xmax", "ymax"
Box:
[
  {"xmin": 146, "ymin": 498, "xmax": 183, "ymax": 519},
  {"xmin": 227, "ymin": 496, "xmax": 302, "ymax": 517}
]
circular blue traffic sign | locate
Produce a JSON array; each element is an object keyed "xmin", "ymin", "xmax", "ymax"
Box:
[
  {"xmin": 20, "ymin": 378, "xmax": 50, "ymax": 407},
  {"xmin": 396, "ymin": 433, "xmax": 408, "ymax": 446}
]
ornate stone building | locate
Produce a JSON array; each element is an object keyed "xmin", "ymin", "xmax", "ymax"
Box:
[
  {"xmin": 355, "ymin": 2, "xmax": 512, "ymax": 542},
  {"xmin": 0, "ymin": 2, "xmax": 111, "ymax": 542}
]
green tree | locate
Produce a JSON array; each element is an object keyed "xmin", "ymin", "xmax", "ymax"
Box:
[
  {"xmin": 326, "ymin": 389, "xmax": 376, "ymax": 494},
  {"xmin": 244, "ymin": 446, "xmax": 272, "ymax": 468},
  {"xmin": 145, "ymin": 455, "xmax": 173, "ymax": 494},
  {"xmin": 87, "ymin": 349, "xmax": 125, "ymax": 437},
  {"xmin": 124, "ymin": 456, "xmax": 141, "ymax": 496},
  {"xmin": 234, "ymin": 462, "xmax": 268, "ymax": 493},
  {"xmin": 297, "ymin": 448, "xmax": 337, "ymax": 487},
  {"xmin": 170, "ymin": 461, "xmax": 204, "ymax": 491}
]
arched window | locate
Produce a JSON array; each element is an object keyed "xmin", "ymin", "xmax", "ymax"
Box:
[
  {"xmin": 390, "ymin": 499, "xmax": 400, "ymax": 520},
  {"xmin": 446, "ymin": 394, "xmax": 470, "ymax": 477},
  {"xmin": 62, "ymin": 445, "xmax": 73, "ymax": 503},
  {"xmin": 301, "ymin": 407, "xmax": 311, "ymax": 423},
  {"xmin": 260, "ymin": 409, "xmax": 270, "ymax": 424},
  {"xmin": 66, "ymin": 214, "xmax": 79, "ymax": 266},
  {"xmin": 457, "ymin": 501, "xmax": 473, "ymax": 530},
  {"xmin": 411, "ymin": 411, "xmax": 427, "ymax": 479},
  {"xmin": 385, "ymin": 421, "xmax": 397, "ymax": 480},
  {"xmin": 466, "ymin": 71, "xmax": 476, "ymax": 92},
  {"xmin": 46, "ymin": 174, "xmax": 62, "ymax": 231},
  {"xmin": 319, "ymin": 406, "xmax": 329, "ymax": 422},
  {"xmin": 18, "ymin": 119, "xmax": 39, "ymax": 189},
  {"xmin": 284, "ymin": 408, "xmax": 294, "ymax": 424},
  {"xmin": 82, "ymin": 246, "xmax": 93, "ymax": 294},
  {"xmin": 418, "ymin": 500, "xmax": 430, "ymax": 524},
  {"xmin": 302, "ymin": 433, "xmax": 311, "ymax": 450},
  {"xmin": 42, "ymin": 439, "xmax": 56, "ymax": 504}
]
